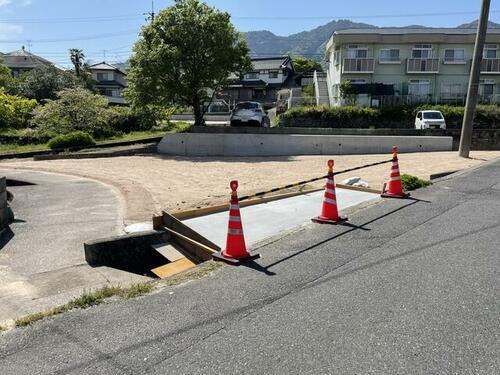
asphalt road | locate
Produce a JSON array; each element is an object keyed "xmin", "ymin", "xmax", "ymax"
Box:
[{"xmin": 1, "ymin": 159, "xmax": 499, "ymax": 374}]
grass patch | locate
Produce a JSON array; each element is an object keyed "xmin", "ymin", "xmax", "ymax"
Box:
[
  {"xmin": 14, "ymin": 282, "xmax": 156, "ymax": 327},
  {"xmin": 0, "ymin": 143, "xmax": 48, "ymax": 154},
  {"xmin": 401, "ymin": 174, "xmax": 433, "ymax": 191}
]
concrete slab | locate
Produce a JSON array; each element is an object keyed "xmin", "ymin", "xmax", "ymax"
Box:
[{"xmin": 184, "ymin": 188, "xmax": 379, "ymax": 249}]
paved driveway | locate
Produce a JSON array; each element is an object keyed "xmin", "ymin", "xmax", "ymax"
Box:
[{"xmin": 0, "ymin": 169, "xmax": 146, "ymax": 322}]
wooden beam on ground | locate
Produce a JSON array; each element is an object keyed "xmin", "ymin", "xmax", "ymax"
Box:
[{"xmin": 161, "ymin": 211, "xmax": 220, "ymax": 262}]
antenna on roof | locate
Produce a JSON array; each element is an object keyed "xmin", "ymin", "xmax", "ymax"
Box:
[
  {"xmin": 26, "ymin": 40, "xmax": 32, "ymax": 52},
  {"xmin": 144, "ymin": 0, "xmax": 155, "ymax": 22}
]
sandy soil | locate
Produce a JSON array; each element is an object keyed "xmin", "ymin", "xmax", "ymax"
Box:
[{"xmin": 2, "ymin": 151, "xmax": 500, "ymax": 224}]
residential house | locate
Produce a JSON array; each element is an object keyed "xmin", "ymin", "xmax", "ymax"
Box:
[
  {"xmin": 324, "ymin": 28, "xmax": 500, "ymax": 106},
  {"xmin": 88, "ymin": 62, "xmax": 127, "ymax": 105},
  {"xmin": 0, "ymin": 46, "xmax": 53, "ymax": 77},
  {"xmin": 222, "ymin": 56, "xmax": 297, "ymax": 108}
]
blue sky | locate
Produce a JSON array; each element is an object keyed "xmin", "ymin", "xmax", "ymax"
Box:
[{"xmin": 1, "ymin": 0, "xmax": 499, "ymax": 68}]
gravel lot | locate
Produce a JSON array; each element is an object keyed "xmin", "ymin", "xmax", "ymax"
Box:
[{"xmin": 2, "ymin": 151, "xmax": 500, "ymax": 224}]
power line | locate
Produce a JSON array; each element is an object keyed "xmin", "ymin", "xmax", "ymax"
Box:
[
  {"xmin": 0, "ymin": 30, "xmax": 139, "ymax": 44},
  {"xmin": 0, "ymin": 15, "xmax": 143, "ymax": 24}
]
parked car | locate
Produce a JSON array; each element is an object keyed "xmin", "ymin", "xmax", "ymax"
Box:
[
  {"xmin": 415, "ymin": 110, "xmax": 447, "ymax": 130},
  {"xmin": 230, "ymin": 102, "xmax": 270, "ymax": 127}
]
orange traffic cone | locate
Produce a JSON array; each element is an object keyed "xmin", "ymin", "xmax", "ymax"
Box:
[
  {"xmin": 312, "ymin": 160, "xmax": 348, "ymax": 225},
  {"xmin": 213, "ymin": 180, "xmax": 260, "ymax": 265},
  {"xmin": 381, "ymin": 146, "xmax": 409, "ymax": 199}
]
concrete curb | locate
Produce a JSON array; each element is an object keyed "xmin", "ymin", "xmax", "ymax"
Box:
[
  {"xmin": 0, "ymin": 136, "xmax": 163, "ymax": 160},
  {"xmin": 33, "ymin": 144, "xmax": 156, "ymax": 161}
]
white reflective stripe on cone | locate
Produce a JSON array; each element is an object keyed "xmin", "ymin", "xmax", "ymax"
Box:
[
  {"xmin": 229, "ymin": 216, "xmax": 241, "ymax": 222},
  {"xmin": 228, "ymin": 228, "xmax": 243, "ymax": 235},
  {"xmin": 390, "ymin": 176, "xmax": 401, "ymax": 181},
  {"xmin": 391, "ymin": 168, "xmax": 400, "ymax": 173},
  {"xmin": 392, "ymin": 161, "xmax": 399, "ymax": 166},
  {"xmin": 324, "ymin": 197, "xmax": 337, "ymax": 205},
  {"xmin": 230, "ymin": 204, "xmax": 240, "ymax": 210},
  {"xmin": 327, "ymin": 179, "xmax": 334, "ymax": 184},
  {"xmin": 326, "ymin": 188, "xmax": 336, "ymax": 194}
]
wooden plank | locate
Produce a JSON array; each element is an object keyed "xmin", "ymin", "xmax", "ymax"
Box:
[
  {"xmin": 161, "ymin": 211, "xmax": 220, "ymax": 262},
  {"xmin": 172, "ymin": 187, "xmax": 324, "ymax": 221},
  {"xmin": 335, "ymin": 183, "xmax": 382, "ymax": 195},
  {"xmin": 152, "ymin": 243, "xmax": 185, "ymax": 262},
  {"xmin": 151, "ymin": 258, "xmax": 196, "ymax": 279},
  {"xmin": 161, "ymin": 226, "xmax": 217, "ymax": 255}
]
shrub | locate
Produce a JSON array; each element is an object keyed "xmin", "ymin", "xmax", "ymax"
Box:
[
  {"xmin": 400, "ymin": 174, "xmax": 432, "ymax": 191},
  {"xmin": 31, "ymin": 88, "xmax": 115, "ymax": 138},
  {"xmin": 0, "ymin": 90, "xmax": 38, "ymax": 129},
  {"xmin": 47, "ymin": 131, "xmax": 96, "ymax": 150}
]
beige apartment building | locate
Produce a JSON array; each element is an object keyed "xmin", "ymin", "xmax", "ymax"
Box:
[{"xmin": 324, "ymin": 28, "xmax": 500, "ymax": 106}]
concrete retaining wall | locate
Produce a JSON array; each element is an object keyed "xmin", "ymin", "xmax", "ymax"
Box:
[
  {"xmin": 0, "ymin": 177, "xmax": 8, "ymax": 231},
  {"xmin": 158, "ymin": 133, "xmax": 453, "ymax": 156}
]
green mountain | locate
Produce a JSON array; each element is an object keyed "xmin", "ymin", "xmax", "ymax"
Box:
[
  {"xmin": 245, "ymin": 19, "xmax": 500, "ymax": 60},
  {"xmin": 245, "ymin": 19, "xmax": 376, "ymax": 60}
]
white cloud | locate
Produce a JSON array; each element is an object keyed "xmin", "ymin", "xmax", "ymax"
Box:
[
  {"xmin": 0, "ymin": 23, "xmax": 23, "ymax": 40},
  {"xmin": 0, "ymin": 0, "xmax": 12, "ymax": 7},
  {"xmin": 22, "ymin": 0, "xmax": 32, "ymax": 6}
]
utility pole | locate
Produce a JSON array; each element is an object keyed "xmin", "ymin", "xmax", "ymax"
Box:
[
  {"xmin": 144, "ymin": 0, "xmax": 155, "ymax": 22},
  {"xmin": 459, "ymin": 0, "xmax": 491, "ymax": 158}
]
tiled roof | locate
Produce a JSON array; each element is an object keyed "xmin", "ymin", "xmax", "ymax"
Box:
[
  {"xmin": 89, "ymin": 62, "xmax": 126, "ymax": 75},
  {"xmin": 1, "ymin": 49, "xmax": 53, "ymax": 69},
  {"xmin": 251, "ymin": 56, "xmax": 291, "ymax": 71}
]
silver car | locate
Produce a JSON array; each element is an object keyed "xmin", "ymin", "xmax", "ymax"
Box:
[{"xmin": 230, "ymin": 102, "xmax": 270, "ymax": 127}]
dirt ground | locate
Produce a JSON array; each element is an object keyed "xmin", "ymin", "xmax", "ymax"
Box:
[{"xmin": 2, "ymin": 151, "xmax": 500, "ymax": 224}]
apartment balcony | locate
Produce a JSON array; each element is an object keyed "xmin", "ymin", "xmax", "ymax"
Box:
[
  {"xmin": 406, "ymin": 58, "xmax": 439, "ymax": 73},
  {"xmin": 342, "ymin": 58, "xmax": 374, "ymax": 73},
  {"xmin": 481, "ymin": 58, "xmax": 500, "ymax": 74}
]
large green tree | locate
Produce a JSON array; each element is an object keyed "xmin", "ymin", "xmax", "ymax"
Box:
[
  {"xmin": 126, "ymin": 0, "xmax": 251, "ymax": 126},
  {"xmin": 293, "ymin": 56, "xmax": 323, "ymax": 73}
]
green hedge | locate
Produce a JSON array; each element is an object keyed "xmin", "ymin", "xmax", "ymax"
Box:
[
  {"xmin": 279, "ymin": 104, "xmax": 500, "ymax": 129},
  {"xmin": 48, "ymin": 131, "xmax": 96, "ymax": 150}
]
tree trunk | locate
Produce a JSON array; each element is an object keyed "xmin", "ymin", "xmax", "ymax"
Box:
[{"xmin": 192, "ymin": 97, "xmax": 205, "ymax": 126}]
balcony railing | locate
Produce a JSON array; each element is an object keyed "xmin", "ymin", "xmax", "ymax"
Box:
[
  {"xmin": 481, "ymin": 58, "xmax": 500, "ymax": 73},
  {"xmin": 342, "ymin": 58, "xmax": 374, "ymax": 73},
  {"xmin": 407, "ymin": 58, "xmax": 440, "ymax": 73}
]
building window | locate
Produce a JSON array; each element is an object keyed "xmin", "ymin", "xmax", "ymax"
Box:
[
  {"xmin": 412, "ymin": 44, "xmax": 433, "ymax": 59},
  {"xmin": 379, "ymin": 49, "xmax": 400, "ymax": 62},
  {"xmin": 441, "ymin": 82, "xmax": 463, "ymax": 98},
  {"xmin": 346, "ymin": 45, "xmax": 368, "ymax": 58},
  {"xmin": 268, "ymin": 70, "xmax": 278, "ymax": 79},
  {"xmin": 444, "ymin": 49, "xmax": 465, "ymax": 63},
  {"xmin": 97, "ymin": 72, "xmax": 113, "ymax": 81},
  {"xmin": 245, "ymin": 72, "xmax": 259, "ymax": 80},
  {"xmin": 484, "ymin": 44, "xmax": 498, "ymax": 59},
  {"xmin": 479, "ymin": 79, "xmax": 495, "ymax": 96},
  {"xmin": 409, "ymin": 80, "xmax": 431, "ymax": 96},
  {"xmin": 252, "ymin": 89, "xmax": 266, "ymax": 99}
]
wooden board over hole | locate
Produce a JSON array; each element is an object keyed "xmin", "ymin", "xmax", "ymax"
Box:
[{"xmin": 151, "ymin": 258, "xmax": 196, "ymax": 279}]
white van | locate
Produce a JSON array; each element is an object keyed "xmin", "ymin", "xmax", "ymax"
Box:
[{"xmin": 415, "ymin": 110, "xmax": 446, "ymax": 130}]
